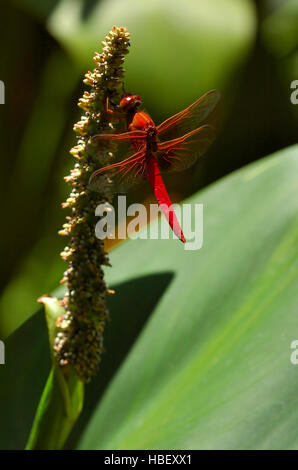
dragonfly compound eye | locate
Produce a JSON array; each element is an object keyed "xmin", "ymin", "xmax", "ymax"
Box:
[{"xmin": 120, "ymin": 94, "xmax": 142, "ymax": 110}]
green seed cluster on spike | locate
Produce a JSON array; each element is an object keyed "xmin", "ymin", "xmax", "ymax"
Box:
[{"xmin": 55, "ymin": 26, "xmax": 130, "ymax": 382}]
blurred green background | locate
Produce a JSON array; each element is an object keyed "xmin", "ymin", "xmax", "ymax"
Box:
[{"xmin": 0, "ymin": 0, "xmax": 297, "ymax": 338}]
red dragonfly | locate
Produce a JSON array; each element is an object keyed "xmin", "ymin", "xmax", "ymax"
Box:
[{"xmin": 89, "ymin": 90, "xmax": 220, "ymax": 243}]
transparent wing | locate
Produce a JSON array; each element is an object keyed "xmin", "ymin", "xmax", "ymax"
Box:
[
  {"xmin": 88, "ymin": 148, "xmax": 147, "ymax": 194},
  {"xmin": 156, "ymin": 125, "xmax": 216, "ymax": 173},
  {"xmin": 93, "ymin": 130, "xmax": 147, "ymax": 143},
  {"xmin": 156, "ymin": 89, "xmax": 220, "ymax": 142},
  {"xmin": 92, "ymin": 130, "xmax": 147, "ymax": 165}
]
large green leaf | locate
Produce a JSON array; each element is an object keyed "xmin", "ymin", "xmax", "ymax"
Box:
[
  {"xmin": 77, "ymin": 144, "xmax": 298, "ymax": 450},
  {"xmin": 1, "ymin": 145, "xmax": 298, "ymax": 449}
]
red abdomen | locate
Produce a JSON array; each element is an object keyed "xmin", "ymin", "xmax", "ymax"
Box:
[{"xmin": 146, "ymin": 154, "xmax": 186, "ymax": 243}]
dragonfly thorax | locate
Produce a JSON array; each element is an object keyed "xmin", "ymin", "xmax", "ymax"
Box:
[
  {"xmin": 129, "ymin": 111, "xmax": 155, "ymax": 132},
  {"xmin": 145, "ymin": 126, "xmax": 157, "ymax": 152},
  {"xmin": 129, "ymin": 111, "xmax": 158, "ymax": 151}
]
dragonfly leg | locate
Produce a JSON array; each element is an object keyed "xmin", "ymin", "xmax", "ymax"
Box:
[{"xmin": 105, "ymin": 97, "xmax": 126, "ymax": 121}]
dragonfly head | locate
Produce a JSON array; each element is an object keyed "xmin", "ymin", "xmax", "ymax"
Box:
[{"xmin": 120, "ymin": 94, "xmax": 142, "ymax": 112}]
